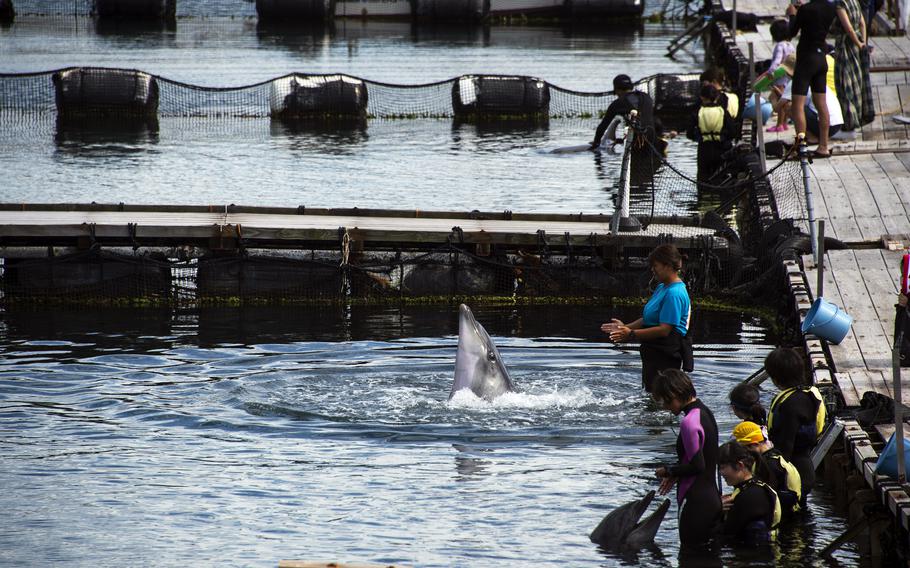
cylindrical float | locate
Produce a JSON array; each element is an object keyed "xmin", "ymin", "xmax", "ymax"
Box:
[
  {"xmin": 52, "ymin": 68, "xmax": 159, "ymax": 119},
  {"xmin": 196, "ymin": 256, "xmax": 343, "ymax": 301},
  {"xmin": 564, "ymin": 0, "xmax": 645, "ymax": 17},
  {"xmin": 0, "ymin": 0, "xmax": 15, "ymax": 24},
  {"xmin": 414, "ymin": 0, "xmax": 487, "ymax": 21},
  {"xmin": 2, "ymin": 252, "xmax": 171, "ymax": 303},
  {"xmin": 452, "ymin": 75, "xmax": 550, "ymax": 120},
  {"xmin": 256, "ymin": 0, "xmax": 336, "ymax": 21},
  {"xmin": 270, "ymin": 74, "xmax": 369, "ymax": 120},
  {"xmin": 652, "ymin": 73, "xmax": 701, "ymax": 115},
  {"xmin": 401, "ymin": 259, "xmax": 513, "ymax": 296},
  {"xmin": 94, "ymin": 0, "xmax": 176, "ymax": 20}
]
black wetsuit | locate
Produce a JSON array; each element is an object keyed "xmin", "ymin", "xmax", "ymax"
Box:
[
  {"xmin": 668, "ymin": 399, "xmax": 722, "ymax": 548},
  {"xmin": 761, "ymin": 448, "xmax": 800, "ymax": 517},
  {"xmin": 686, "ymin": 102, "xmax": 735, "ymax": 185},
  {"xmin": 788, "ymin": 0, "xmax": 836, "ymax": 96},
  {"xmin": 724, "ymin": 478, "xmax": 778, "ymax": 545},
  {"xmin": 768, "ymin": 388, "xmax": 822, "ymax": 507},
  {"xmin": 592, "ymin": 90, "xmax": 658, "ymax": 148}
]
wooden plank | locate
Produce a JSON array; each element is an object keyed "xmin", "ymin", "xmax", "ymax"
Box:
[
  {"xmin": 835, "ymin": 371, "xmax": 862, "ymax": 406},
  {"xmin": 879, "ymin": 85, "xmax": 903, "ymax": 116}
]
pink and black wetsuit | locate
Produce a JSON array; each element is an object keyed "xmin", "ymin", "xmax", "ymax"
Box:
[{"xmin": 668, "ymin": 399, "xmax": 722, "ymax": 547}]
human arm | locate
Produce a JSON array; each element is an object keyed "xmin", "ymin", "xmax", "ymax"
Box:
[
  {"xmin": 836, "ymin": 6, "xmax": 864, "ymax": 49},
  {"xmin": 769, "ymin": 401, "xmax": 799, "ymax": 459},
  {"xmin": 668, "ymin": 412, "xmax": 706, "ymax": 478},
  {"xmin": 787, "ymin": 3, "xmax": 800, "ymax": 37},
  {"xmin": 592, "ymin": 101, "xmax": 621, "ymax": 148},
  {"xmin": 655, "ymin": 467, "xmax": 677, "ymax": 495}
]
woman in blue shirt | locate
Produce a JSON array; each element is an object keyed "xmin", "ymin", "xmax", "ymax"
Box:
[{"xmin": 602, "ymin": 244, "xmax": 693, "ymax": 392}]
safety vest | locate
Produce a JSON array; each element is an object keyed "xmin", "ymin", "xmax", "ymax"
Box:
[
  {"xmin": 731, "ymin": 477, "xmax": 782, "ymax": 540},
  {"xmin": 758, "ymin": 449, "xmax": 802, "ymax": 514},
  {"xmin": 768, "ymin": 385, "xmax": 827, "ymax": 440},
  {"xmin": 697, "ymin": 105, "xmax": 726, "ymax": 142},
  {"xmin": 724, "ymin": 91, "xmax": 740, "ymax": 120},
  {"xmin": 825, "ymin": 55, "xmax": 837, "ymax": 96}
]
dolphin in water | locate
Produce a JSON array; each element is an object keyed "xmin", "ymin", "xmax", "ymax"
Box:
[
  {"xmin": 589, "ymin": 490, "xmax": 670, "ymax": 551},
  {"xmin": 449, "ymin": 304, "xmax": 515, "ymax": 401}
]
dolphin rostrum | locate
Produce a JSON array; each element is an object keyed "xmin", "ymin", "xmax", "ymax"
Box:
[
  {"xmin": 589, "ymin": 490, "xmax": 670, "ymax": 551},
  {"xmin": 449, "ymin": 304, "xmax": 515, "ymax": 401}
]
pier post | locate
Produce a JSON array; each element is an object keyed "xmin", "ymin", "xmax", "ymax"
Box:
[
  {"xmin": 610, "ymin": 112, "xmax": 641, "ymax": 234},
  {"xmin": 894, "ymin": 306, "xmax": 907, "ymax": 483},
  {"xmin": 797, "ymin": 136, "xmax": 819, "ymax": 265},
  {"xmin": 748, "ymin": 43, "xmax": 766, "ymax": 172}
]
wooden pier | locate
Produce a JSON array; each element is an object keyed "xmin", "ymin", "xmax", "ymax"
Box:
[{"xmin": 715, "ymin": 2, "xmax": 910, "ymax": 556}]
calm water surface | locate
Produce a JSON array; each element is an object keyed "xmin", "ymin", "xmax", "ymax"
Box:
[{"xmin": 0, "ymin": 305, "xmax": 858, "ymax": 567}]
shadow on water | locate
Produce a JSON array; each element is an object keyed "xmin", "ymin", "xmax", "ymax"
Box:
[
  {"xmin": 450, "ymin": 118, "xmax": 550, "ymax": 154},
  {"xmin": 54, "ymin": 117, "xmax": 160, "ymax": 159},
  {"xmin": 93, "ymin": 17, "xmax": 176, "ymax": 39},
  {"xmin": 255, "ymin": 21, "xmax": 335, "ymax": 56},
  {"xmin": 269, "ymin": 118, "xmax": 369, "ymax": 154},
  {"xmin": 1, "ymin": 304, "xmax": 766, "ymax": 346}
]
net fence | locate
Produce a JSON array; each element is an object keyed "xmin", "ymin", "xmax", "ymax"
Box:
[{"xmin": 0, "ymin": 67, "xmax": 701, "ymax": 120}]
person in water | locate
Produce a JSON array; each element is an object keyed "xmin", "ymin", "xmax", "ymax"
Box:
[
  {"xmin": 687, "ymin": 83, "xmax": 735, "ymax": 185},
  {"xmin": 718, "ymin": 441, "xmax": 782, "ymax": 545},
  {"xmin": 729, "ymin": 382, "xmax": 768, "ymax": 438},
  {"xmin": 765, "ymin": 347, "xmax": 826, "ymax": 507},
  {"xmin": 602, "ymin": 244, "xmax": 693, "ymax": 392},
  {"xmin": 652, "ymin": 369, "xmax": 722, "ymax": 548},
  {"xmin": 733, "ymin": 421, "xmax": 802, "ymax": 519},
  {"xmin": 590, "ymin": 74, "xmax": 658, "ymax": 151}
]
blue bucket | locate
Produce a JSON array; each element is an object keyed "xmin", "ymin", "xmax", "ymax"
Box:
[{"xmin": 801, "ymin": 297, "xmax": 853, "ymax": 344}]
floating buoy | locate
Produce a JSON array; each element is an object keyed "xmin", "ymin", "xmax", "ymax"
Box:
[
  {"xmin": 52, "ymin": 68, "xmax": 159, "ymax": 119},
  {"xmin": 452, "ymin": 75, "xmax": 550, "ymax": 120},
  {"xmin": 270, "ymin": 74, "xmax": 369, "ymax": 120},
  {"xmin": 94, "ymin": 0, "xmax": 176, "ymax": 20},
  {"xmin": 413, "ymin": 0, "xmax": 486, "ymax": 22},
  {"xmin": 256, "ymin": 0, "xmax": 336, "ymax": 22}
]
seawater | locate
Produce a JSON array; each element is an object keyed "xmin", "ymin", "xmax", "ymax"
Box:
[{"xmin": 0, "ymin": 10, "xmax": 861, "ymax": 567}]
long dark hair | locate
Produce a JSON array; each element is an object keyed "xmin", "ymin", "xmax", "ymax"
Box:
[
  {"xmin": 718, "ymin": 441, "xmax": 773, "ymax": 484},
  {"xmin": 729, "ymin": 383, "xmax": 767, "ymax": 426}
]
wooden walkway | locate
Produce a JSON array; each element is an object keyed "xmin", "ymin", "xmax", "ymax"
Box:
[{"xmin": 0, "ymin": 204, "xmax": 722, "ymax": 251}]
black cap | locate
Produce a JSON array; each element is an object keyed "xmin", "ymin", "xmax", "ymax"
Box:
[{"xmin": 613, "ymin": 74, "xmax": 634, "ymax": 91}]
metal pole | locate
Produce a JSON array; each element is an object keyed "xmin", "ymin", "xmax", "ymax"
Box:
[
  {"xmin": 749, "ymin": 43, "xmax": 767, "ymax": 172},
  {"xmin": 798, "ymin": 136, "xmax": 819, "ymax": 264},
  {"xmin": 817, "ymin": 220, "xmax": 825, "ymax": 298},
  {"xmin": 732, "ymin": 0, "xmax": 738, "ymax": 36},
  {"xmin": 610, "ymin": 112, "xmax": 640, "ymax": 233},
  {"xmin": 894, "ymin": 320, "xmax": 906, "ymax": 484}
]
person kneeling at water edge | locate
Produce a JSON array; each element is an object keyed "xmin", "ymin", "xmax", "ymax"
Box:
[
  {"xmin": 733, "ymin": 421, "xmax": 802, "ymax": 519},
  {"xmin": 652, "ymin": 370, "xmax": 722, "ymax": 548},
  {"xmin": 602, "ymin": 244, "xmax": 693, "ymax": 392},
  {"xmin": 719, "ymin": 441, "xmax": 782, "ymax": 545}
]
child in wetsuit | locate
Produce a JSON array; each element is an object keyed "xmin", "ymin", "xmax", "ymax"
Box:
[
  {"xmin": 718, "ymin": 441, "xmax": 782, "ymax": 545},
  {"xmin": 733, "ymin": 420, "xmax": 802, "ymax": 519},
  {"xmin": 687, "ymin": 84, "xmax": 735, "ymax": 185},
  {"xmin": 652, "ymin": 369, "xmax": 722, "ymax": 548}
]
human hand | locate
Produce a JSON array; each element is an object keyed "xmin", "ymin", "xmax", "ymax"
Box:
[
  {"xmin": 722, "ymin": 493, "xmax": 734, "ymax": 511},
  {"xmin": 785, "ymin": 3, "xmax": 797, "ymax": 17},
  {"xmin": 656, "ymin": 467, "xmax": 669, "ymax": 478},
  {"xmin": 600, "ymin": 319, "xmax": 624, "ymax": 334},
  {"xmin": 658, "ymin": 476, "xmax": 676, "ymax": 495},
  {"xmin": 899, "ymin": 293, "xmax": 908, "ymax": 308},
  {"xmin": 609, "ymin": 325, "xmax": 632, "ymax": 342}
]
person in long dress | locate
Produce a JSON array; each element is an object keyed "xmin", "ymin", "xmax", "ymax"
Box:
[{"xmin": 833, "ymin": 0, "xmax": 874, "ymax": 130}]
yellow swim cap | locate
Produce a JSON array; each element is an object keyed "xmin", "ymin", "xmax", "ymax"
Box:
[{"xmin": 733, "ymin": 421, "xmax": 765, "ymax": 445}]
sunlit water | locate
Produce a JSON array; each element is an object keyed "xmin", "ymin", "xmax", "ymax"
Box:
[{"xmin": 0, "ymin": 305, "xmax": 859, "ymax": 567}]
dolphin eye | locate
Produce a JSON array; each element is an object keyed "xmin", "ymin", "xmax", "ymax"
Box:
[{"xmin": 486, "ymin": 351, "xmax": 496, "ymax": 362}]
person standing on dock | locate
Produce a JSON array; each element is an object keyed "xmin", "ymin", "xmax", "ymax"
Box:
[
  {"xmin": 590, "ymin": 74, "xmax": 658, "ymax": 151},
  {"xmin": 602, "ymin": 244, "xmax": 693, "ymax": 392},
  {"xmin": 652, "ymin": 370, "xmax": 723, "ymax": 548},
  {"xmin": 765, "ymin": 347, "xmax": 826, "ymax": 507},
  {"xmin": 786, "ymin": 0, "xmax": 837, "ymax": 158}
]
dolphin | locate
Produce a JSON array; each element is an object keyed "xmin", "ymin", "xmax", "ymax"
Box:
[
  {"xmin": 589, "ymin": 490, "xmax": 670, "ymax": 551},
  {"xmin": 449, "ymin": 304, "xmax": 515, "ymax": 401}
]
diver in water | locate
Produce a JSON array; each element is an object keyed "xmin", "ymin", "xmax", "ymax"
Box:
[
  {"xmin": 652, "ymin": 369, "xmax": 722, "ymax": 549},
  {"xmin": 590, "ymin": 74, "xmax": 659, "ymax": 151}
]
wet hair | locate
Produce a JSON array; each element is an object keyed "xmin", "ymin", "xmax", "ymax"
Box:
[
  {"xmin": 651, "ymin": 369, "xmax": 696, "ymax": 404},
  {"xmin": 729, "ymin": 383, "xmax": 767, "ymax": 425},
  {"xmin": 718, "ymin": 441, "xmax": 773, "ymax": 484},
  {"xmin": 699, "ymin": 84, "xmax": 720, "ymax": 103},
  {"xmin": 699, "ymin": 68, "xmax": 726, "ymax": 87},
  {"xmin": 764, "ymin": 347, "xmax": 806, "ymax": 389},
  {"xmin": 647, "ymin": 243, "xmax": 683, "ymax": 272},
  {"xmin": 613, "ymin": 74, "xmax": 634, "ymax": 92},
  {"xmin": 770, "ymin": 20, "xmax": 791, "ymax": 43}
]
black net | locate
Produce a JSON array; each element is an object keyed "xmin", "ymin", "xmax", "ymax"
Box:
[{"xmin": 0, "ymin": 67, "xmax": 700, "ymax": 120}]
